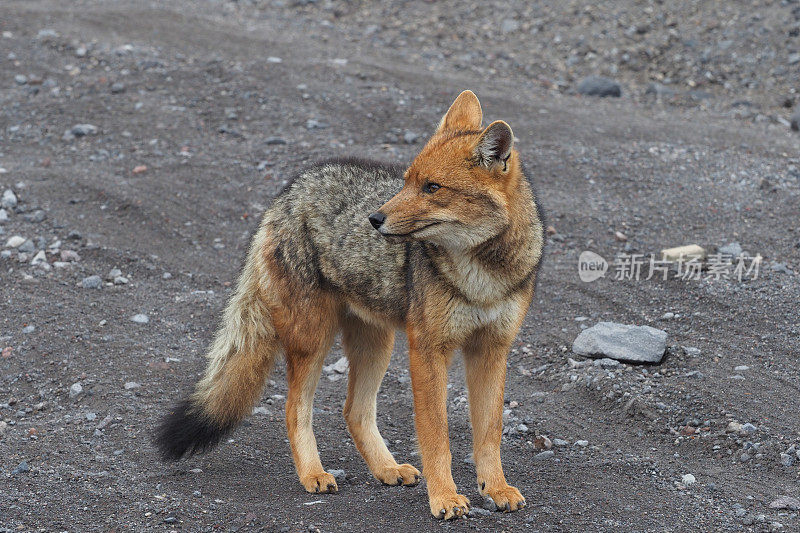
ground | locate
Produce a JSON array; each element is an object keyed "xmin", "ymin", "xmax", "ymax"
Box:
[{"xmin": 1, "ymin": 1, "xmax": 799, "ymax": 532}]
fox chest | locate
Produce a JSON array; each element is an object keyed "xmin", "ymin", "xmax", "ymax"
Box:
[{"xmin": 445, "ymin": 298, "xmax": 521, "ymax": 337}]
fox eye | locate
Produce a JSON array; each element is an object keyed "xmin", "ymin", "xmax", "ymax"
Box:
[{"xmin": 423, "ymin": 182, "xmax": 441, "ymax": 194}]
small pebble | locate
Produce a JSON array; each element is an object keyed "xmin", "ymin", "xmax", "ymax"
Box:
[
  {"xmin": 81, "ymin": 275, "xmax": 102, "ymax": 289},
  {"xmin": 131, "ymin": 314, "xmax": 149, "ymax": 324}
]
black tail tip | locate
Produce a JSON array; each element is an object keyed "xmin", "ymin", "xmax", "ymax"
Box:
[{"xmin": 154, "ymin": 400, "xmax": 232, "ymax": 462}]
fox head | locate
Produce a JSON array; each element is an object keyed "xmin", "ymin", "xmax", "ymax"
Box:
[{"xmin": 369, "ymin": 90, "xmax": 521, "ymax": 250}]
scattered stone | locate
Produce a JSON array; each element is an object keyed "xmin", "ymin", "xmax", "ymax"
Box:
[
  {"xmin": 734, "ymin": 365, "xmax": 750, "ymax": 371},
  {"xmin": 661, "ymin": 312, "xmax": 674, "ymax": 320},
  {"xmin": 791, "ymin": 111, "xmax": 800, "ymax": 132},
  {"xmin": 553, "ymin": 438, "xmax": 569, "ymax": 446},
  {"xmin": 517, "ymin": 423, "xmax": 529, "ymax": 433},
  {"xmin": 572, "ymin": 322, "xmax": 667, "ymax": 364},
  {"xmin": 328, "ymin": 469, "xmax": 346, "ymax": 481},
  {"xmin": 12, "ymin": 461, "xmax": 30, "ymax": 474},
  {"xmin": 770, "ymin": 496, "xmax": 800, "ymax": 511},
  {"xmin": 645, "ymin": 82, "xmax": 677, "ymax": 98},
  {"xmin": 124, "ymin": 381, "xmax": 141, "ymax": 390},
  {"xmin": 719, "ymin": 242, "xmax": 743, "ymax": 256},
  {"xmin": 81, "ymin": 275, "xmax": 103, "ymax": 289},
  {"xmin": 69, "ymin": 382, "xmax": 83, "ymax": 398},
  {"xmin": 468, "ymin": 507, "xmax": 491, "ymax": 517},
  {"xmin": 14, "ymin": 74, "xmax": 28, "ymax": 85},
  {"xmin": 30, "ymin": 250, "xmax": 47, "ymax": 266},
  {"xmin": 500, "ymin": 19, "xmax": 520, "ymax": 34},
  {"xmin": 252, "ymin": 406, "xmax": 270, "ymax": 415},
  {"xmin": 132, "ymin": 165, "xmax": 148, "ymax": 174},
  {"xmin": 63, "ymin": 123, "xmax": 98, "ymax": 141},
  {"xmin": 305, "ymin": 119, "xmax": 328, "ymax": 130},
  {"xmin": 661, "ymin": 244, "xmax": 706, "ymax": 262},
  {"xmin": 779, "ymin": 453, "xmax": 795, "ymax": 467},
  {"xmin": 534, "ymin": 450, "xmax": 554, "ymax": 460},
  {"xmin": 681, "ymin": 473, "xmax": 696, "ymax": 486},
  {"xmin": 5, "ymin": 235, "xmax": 25, "ymax": 248},
  {"xmin": 0, "ymin": 208, "xmax": 8, "ymax": 223},
  {"xmin": 403, "ymin": 131, "xmax": 419, "ymax": 144},
  {"xmin": 574, "ymin": 440, "xmax": 589, "ymax": 447},
  {"xmin": 324, "ymin": 357, "xmax": 348, "ymax": 374},
  {"xmin": 741, "ymin": 423, "xmax": 757, "ymax": 433},
  {"xmin": 162, "ymin": 272, "xmax": 172, "ymax": 280},
  {"xmin": 114, "ymin": 276, "xmax": 129, "ymax": 285},
  {"xmin": 60, "ymin": 250, "xmax": 80, "ymax": 262},
  {"xmin": 85, "ymin": 412, "xmax": 97, "ymax": 421},
  {"xmin": 22, "ymin": 210, "xmax": 46, "ymax": 223},
  {"xmin": 110, "ymin": 82, "xmax": 125, "ymax": 94},
  {"xmin": 265, "ymin": 136, "xmax": 287, "ymax": 145},
  {"xmin": 577, "ymin": 76, "xmax": 622, "ymax": 97},
  {"xmin": 22, "ymin": 325, "xmax": 35, "ymax": 333},
  {"xmin": 18, "ymin": 239, "xmax": 35, "ymax": 254},
  {"xmin": 1, "ymin": 189, "xmax": 17, "ymax": 208},
  {"xmin": 107, "ymin": 268, "xmax": 122, "ymax": 280},
  {"xmin": 131, "ymin": 314, "xmax": 149, "ymax": 324},
  {"xmin": 726, "ymin": 421, "xmax": 743, "ymax": 433}
]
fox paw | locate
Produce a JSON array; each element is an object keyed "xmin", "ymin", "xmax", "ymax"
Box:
[
  {"xmin": 300, "ymin": 471, "xmax": 338, "ymax": 494},
  {"xmin": 480, "ymin": 483, "xmax": 525, "ymax": 512},
  {"xmin": 374, "ymin": 463, "xmax": 420, "ymax": 486},
  {"xmin": 429, "ymin": 492, "xmax": 470, "ymax": 520}
]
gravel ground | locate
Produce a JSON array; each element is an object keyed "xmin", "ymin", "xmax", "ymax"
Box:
[{"xmin": 1, "ymin": 1, "xmax": 799, "ymax": 531}]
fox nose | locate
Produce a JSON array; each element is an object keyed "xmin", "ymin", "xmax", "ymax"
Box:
[{"xmin": 368, "ymin": 212, "xmax": 386, "ymax": 230}]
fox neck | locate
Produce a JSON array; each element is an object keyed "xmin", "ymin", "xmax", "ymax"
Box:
[{"xmin": 427, "ymin": 179, "xmax": 541, "ymax": 306}]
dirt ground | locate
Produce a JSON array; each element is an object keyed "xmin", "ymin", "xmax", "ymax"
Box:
[{"xmin": 1, "ymin": 1, "xmax": 799, "ymax": 532}]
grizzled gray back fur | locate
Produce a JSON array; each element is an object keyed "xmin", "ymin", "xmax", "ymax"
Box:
[{"xmin": 264, "ymin": 159, "xmax": 411, "ymax": 322}]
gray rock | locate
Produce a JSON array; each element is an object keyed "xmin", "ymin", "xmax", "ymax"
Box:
[
  {"xmin": 124, "ymin": 381, "xmax": 141, "ymax": 390},
  {"xmin": 1, "ymin": 189, "xmax": 17, "ymax": 208},
  {"xmin": 769, "ymin": 495, "xmax": 800, "ymax": 511},
  {"xmin": 18, "ymin": 239, "xmax": 36, "ymax": 254},
  {"xmin": 22, "ymin": 325, "xmax": 35, "ymax": 334},
  {"xmin": 719, "ymin": 242, "xmax": 743, "ymax": 256},
  {"xmin": 789, "ymin": 53, "xmax": 800, "ymax": 66},
  {"xmin": 792, "ymin": 111, "xmax": 800, "ymax": 132},
  {"xmin": 468, "ymin": 507, "xmax": 492, "ymax": 517},
  {"xmin": 69, "ymin": 382, "xmax": 83, "ymax": 398},
  {"xmin": 577, "ymin": 76, "xmax": 622, "ymax": 98},
  {"xmin": 574, "ymin": 440, "xmax": 589, "ymax": 447},
  {"xmin": 534, "ymin": 450, "xmax": 554, "ymax": 460},
  {"xmin": 81, "ymin": 275, "xmax": 102, "ymax": 289},
  {"xmin": 501, "ymin": 19, "xmax": 520, "ymax": 34},
  {"xmin": 22, "ymin": 210, "xmax": 46, "ymax": 223},
  {"xmin": 403, "ymin": 131, "xmax": 419, "ymax": 144},
  {"xmin": 645, "ymin": 82, "xmax": 677, "ymax": 98},
  {"xmin": 741, "ymin": 422, "xmax": 757, "ymax": 433},
  {"xmin": 6, "ymin": 235, "xmax": 25, "ymax": 248},
  {"xmin": 265, "ymin": 137, "xmax": 287, "ymax": 145},
  {"xmin": 305, "ymin": 119, "xmax": 328, "ymax": 130},
  {"xmin": 131, "ymin": 314, "xmax": 149, "ymax": 324},
  {"xmin": 780, "ymin": 453, "xmax": 795, "ymax": 467},
  {"xmin": 107, "ymin": 268, "xmax": 122, "ymax": 280},
  {"xmin": 553, "ymin": 438, "xmax": 569, "ymax": 446},
  {"xmin": 110, "ymin": 82, "xmax": 125, "ymax": 94},
  {"xmin": 0, "ymin": 208, "xmax": 8, "ymax": 223},
  {"xmin": 572, "ymin": 322, "xmax": 667, "ymax": 363},
  {"xmin": 12, "ymin": 461, "xmax": 29, "ymax": 474},
  {"xmin": 63, "ymin": 123, "xmax": 98, "ymax": 141},
  {"xmin": 14, "ymin": 74, "xmax": 28, "ymax": 85},
  {"xmin": 328, "ymin": 469, "xmax": 346, "ymax": 480}
]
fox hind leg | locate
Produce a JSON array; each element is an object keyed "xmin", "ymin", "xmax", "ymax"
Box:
[
  {"xmin": 342, "ymin": 314, "xmax": 420, "ymax": 486},
  {"xmin": 279, "ymin": 296, "xmax": 340, "ymax": 494}
]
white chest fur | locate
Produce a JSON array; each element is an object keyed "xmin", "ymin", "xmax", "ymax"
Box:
[
  {"xmin": 448, "ymin": 298, "xmax": 521, "ymax": 336},
  {"xmin": 440, "ymin": 253, "xmax": 509, "ymax": 304}
]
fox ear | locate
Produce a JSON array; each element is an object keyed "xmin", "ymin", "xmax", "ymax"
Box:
[
  {"xmin": 473, "ymin": 120, "xmax": 514, "ymax": 171},
  {"xmin": 435, "ymin": 90, "xmax": 482, "ymax": 134}
]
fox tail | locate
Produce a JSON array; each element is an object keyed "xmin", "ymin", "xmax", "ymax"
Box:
[{"xmin": 154, "ymin": 227, "xmax": 280, "ymax": 461}]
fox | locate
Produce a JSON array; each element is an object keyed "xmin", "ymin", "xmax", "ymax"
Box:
[{"xmin": 155, "ymin": 90, "xmax": 545, "ymax": 520}]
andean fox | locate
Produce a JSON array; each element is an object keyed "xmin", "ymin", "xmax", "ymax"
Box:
[{"xmin": 155, "ymin": 90, "xmax": 545, "ymax": 520}]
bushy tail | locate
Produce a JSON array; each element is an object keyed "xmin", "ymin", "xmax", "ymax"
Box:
[{"xmin": 155, "ymin": 228, "xmax": 280, "ymax": 461}]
